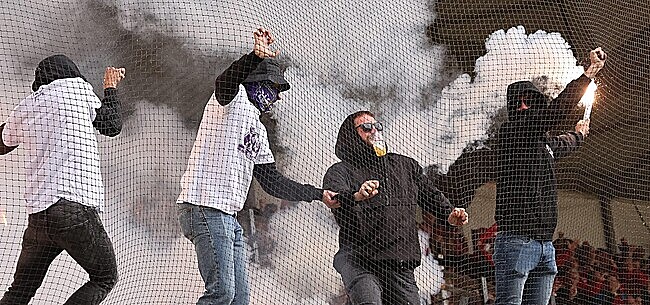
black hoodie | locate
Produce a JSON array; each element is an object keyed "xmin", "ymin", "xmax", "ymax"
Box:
[
  {"xmin": 323, "ymin": 112, "xmax": 452, "ymax": 262},
  {"xmin": 32, "ymin": 55, "xmax": 122, "ymax": 137},
  {"xmin": 495, "ymin": 75, "xmax": 590, "ymax": 241}
]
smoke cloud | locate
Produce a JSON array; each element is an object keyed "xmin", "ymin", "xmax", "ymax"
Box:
[{"xmin": 0, "ymin": 0, "xmax": 589, "ymax": 303}]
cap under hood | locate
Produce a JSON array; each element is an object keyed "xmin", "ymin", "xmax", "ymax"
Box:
[
  {"xmin": 243, "ymin": 58, "xmax": 290, "ymax": 92},
  {"xmin": 32, "ymin": 55, "xmax": 87, "ymax": 92},
  {"xmin": 335, "ymin": 112, "xmax": 380, "ymax": 167}
]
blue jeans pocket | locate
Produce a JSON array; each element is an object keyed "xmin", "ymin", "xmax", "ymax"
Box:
[
  {"xmin": 495, "ymin": 235, "xmax": 537, "ymax": 276},
  {"xmin": 178, "ymin": 203, "xmax": 194, "ymax": 240}
]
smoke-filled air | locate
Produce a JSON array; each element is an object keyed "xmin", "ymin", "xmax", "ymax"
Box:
[{"xmin": 0, "ymin": 0, "xmax": 588, "ymax": 304}]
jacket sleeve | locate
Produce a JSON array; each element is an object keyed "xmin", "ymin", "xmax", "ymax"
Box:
[
  {"xmin": 215, "ymin": 52, "xmax": 264, "ymax": 106},
  {"xmin": 530, "ymin": 74, "xmax": 591, "ymax": 132},
  {"xmin": 323, "ymin": 163, "xmax": 357, "ymax": 208},
  {"xmin": 93, "ymin": 88, "xmax": 122, "ymax": 137},
  {"xmin": 412, "ymin": 159, "xmax": 453, "ymax": 220},
  {"xmin": 547, "ymin": 131, "xmax": 585, "ymax": 160},
  {"xmin": 253, "ymin": 162, "xmax": 323, "ymax": 202}
]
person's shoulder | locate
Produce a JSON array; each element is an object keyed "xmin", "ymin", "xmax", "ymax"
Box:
[
  {"xmin": 325, "ymin": 161, "xmax": 350, "ymax": 175},
  {"xmin": 326, "ymin": 161, "xmax": 345, "ymax": 170},
  {"xmin": 389, "ymin": 153, "xmax": 417, "ymax": 164}
]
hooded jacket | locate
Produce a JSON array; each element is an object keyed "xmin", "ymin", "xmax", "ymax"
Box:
[
  {"xmin": 495, "ymin": 74, "xmax": 590, "ymax": 241},
  {"xmin": 32, "ymin": 55, "xmax": 122, "ymax": 137},
  {"xmin": 323, "ymin": 113, "xmax": 452, "ymax": 262}
]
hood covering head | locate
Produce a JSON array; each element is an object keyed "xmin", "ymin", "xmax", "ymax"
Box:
[
  {"xmin": 506, "ymin": 81, "xmax": 549, "ymax": 120},
  {"xmin": 335, "ymin": 111, "xmax": 380, "ymax": 166},
  {"xmin": 243, "ymin": 58, "xmax": 290, "ymax": 92},
  {"xmin": 32, "ymin": 55, "xmax": 87, "ymax": 92}
]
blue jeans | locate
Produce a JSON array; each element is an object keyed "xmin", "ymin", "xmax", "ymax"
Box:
[
  {"xmin": 0, "ymin": 198, "xmax": 118, "ymax": 305},
  {"xmin": 493, "ymin": 234, "xmax": 557, "ymax": 305},
  {"xmin": 178, "ymin": 203, "xmax": 248, "ymax": 305}
]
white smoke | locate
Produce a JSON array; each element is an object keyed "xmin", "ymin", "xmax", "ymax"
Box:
[
  {"xmin": 386, "ymin": 26, "xmax": 585, "ymax": 173},
  {"xmin": 0, "ymin": 0, "xmax": 590, "ymax": 304}
]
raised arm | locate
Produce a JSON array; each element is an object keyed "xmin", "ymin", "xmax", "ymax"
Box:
[
  {"xmin": 215, "ymin": 27, "xmax": 279, "ymax": 106},
  {"xmin": 94, "ymin": 67, "xmax": 125, "ymax": 137},
  {"xmin": 530, "ymin": 48, "xmax": 607, "ymax": 131}
]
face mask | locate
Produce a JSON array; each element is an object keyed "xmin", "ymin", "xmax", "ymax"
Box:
[
  {"xmin": 513, "ymin": 94, "xmax": 548, "ymax": 119},
  {"xmin": 244, "ymin": 81, "xmax": 280, "ymax": 113}
]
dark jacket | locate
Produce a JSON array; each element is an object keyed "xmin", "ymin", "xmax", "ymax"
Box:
[
  {"xmin": 32, "ymin": 55, "xmax": 122, "ymax": 137},
  {"xmin": 323, "ymin": 113, "xmax": 452, "ymax": 262},
  {"xmin": 214, "ymin": 52, "xmax": 322, "ymax": 202},
  {"xmin": 495, "ymin": 74, "xmax": 590, "ymax": 241}
]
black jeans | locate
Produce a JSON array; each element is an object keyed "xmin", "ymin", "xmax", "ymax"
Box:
[
  {"xmin": 0, "ymin": 198, "xmax": 118, "ymax": 305},
  {"xmin": 334, "ymin": 250, "xmax": 420, "ymax": 305}
]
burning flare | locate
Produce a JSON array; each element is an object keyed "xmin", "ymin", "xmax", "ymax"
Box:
[{"xmin": 580, "ymin": 81, "xmax": 598, "ymax": 120}]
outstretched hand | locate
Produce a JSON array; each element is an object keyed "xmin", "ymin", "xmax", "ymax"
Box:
[
  {"xmin": 448, "ymin": 207, "xmax": 468, "ymax": 226},
  {"xmin": 584, "ymin": 47, "xmax": 607, "ymax": 79},
  {"xmin": 103, "ymin": 67, "xmax": 126, "ymax": 89},
  {"xmin": 575, "ymin": 119, "xmax": 590, "ymax": 137},
  {"xmin": 253, "ymin": 27, "xmax": 280, "ymax": 58},
  {"xmin": 354, "ymin": 180, "xmax": 379, "ymax": 201},
  {"xmin": 322, "ymin": 190, "xmax": 340, "ymax": 209}
]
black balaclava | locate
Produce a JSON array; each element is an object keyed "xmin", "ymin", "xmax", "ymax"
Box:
[
  {"xmin": 334, "ymin": 111, "xmax": 381, "ymax": 167},
  {"xmin": 506, "ymin": 80, "xmax": 549, "ymax": 120},
  {"xmin": 32, "ymin": 55, "xmax": 87, "ymax": 92}
]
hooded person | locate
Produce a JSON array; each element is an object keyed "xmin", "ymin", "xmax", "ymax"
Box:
[
  {"xmin": 0, "ymin": 55, "xmax": 125, "ymax": 305},
  {"xmin": 323, "ymin": 110, "xmax": 468, "ymax": 305},
  {"xmin": 493, "ymin": 48, "xmax": 606, "ymax": 305},
  {"xmin": 175, "ymin": 27, "xmax": 338, "ymax": 305}
]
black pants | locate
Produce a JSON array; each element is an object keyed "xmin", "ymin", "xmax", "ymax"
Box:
[
  {"xmin": 334, "ymin": 250, "xmax": 420, "ymax": 305},
  {"xmin": 0, "ymin": 198, "xmax": 118, "ymax": 305}
]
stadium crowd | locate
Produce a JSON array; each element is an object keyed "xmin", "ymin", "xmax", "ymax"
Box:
[{"xmin": 421, "ymin": 217, "xmax": 650, "ymax": 305}]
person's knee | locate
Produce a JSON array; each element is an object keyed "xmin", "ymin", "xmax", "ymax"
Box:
[
  {"xmin": 92, "ymin": 266, "xmax": 118, "ymax": 293},
  {"xmin": 205, "ymin": 285, "xmax": 236, "ymax": 305},
  {"xmin": 347, "ymin": 281, "xmax": 382, "ymax": 305}
]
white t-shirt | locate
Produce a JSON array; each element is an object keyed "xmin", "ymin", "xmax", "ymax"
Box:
[
  {"xmin": 177, "ymin": 85, "xmax": 274, "ymax": 214},
  {"xmin": 2, "ymin": 77, "xmax": 104, "ymax": 214}
]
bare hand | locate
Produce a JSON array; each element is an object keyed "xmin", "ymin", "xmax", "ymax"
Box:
[
  {"xmin": 584, "ymin": 47, "xmax": 607, "ymax": 78},
  {"xmin": 322, "ymin": 190, "xmax": 340, "ymax": 209},
  {"xmin": 575, "ymin": 119, "xmax": 590, "ymax": 137},
  {"xmin": 354, "ymin": 180, "xmax": 379, "ymax": 201},
  {"xmin": 448, "ymin": 207, "xmax": 468, "ymax": 226},
  {"xmin": 253, "ymin": 27, "xmax": 279, "ymax": 58},
  {"xmin": 103, "ymin": 67, "xmax": 126, "ymax": 89}
]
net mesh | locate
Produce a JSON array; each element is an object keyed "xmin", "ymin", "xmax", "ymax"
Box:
[{"xmin": 1, "ymin": 0, "xmax": 649, "ymax": 304}]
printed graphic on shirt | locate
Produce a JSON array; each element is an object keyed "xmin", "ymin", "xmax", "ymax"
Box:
[{"xmin": 238, "ymin": 127, "xmax": 262, "ymax": 161}]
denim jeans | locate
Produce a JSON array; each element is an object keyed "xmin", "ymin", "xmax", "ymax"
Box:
[
  {"xmin": 178, "ymin": 203, "xmax": 248, "ymax": 305},
  {"xmin": 333, "ymin": 250, "xmax": 420, "ymax": 305},
  {"xmin": 0, "ymin": 198, "xmax": 118, "ymax": 305},
  {"xmin": 493, "ymin": 234, "xmax": 557, "ymax": 305}
]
